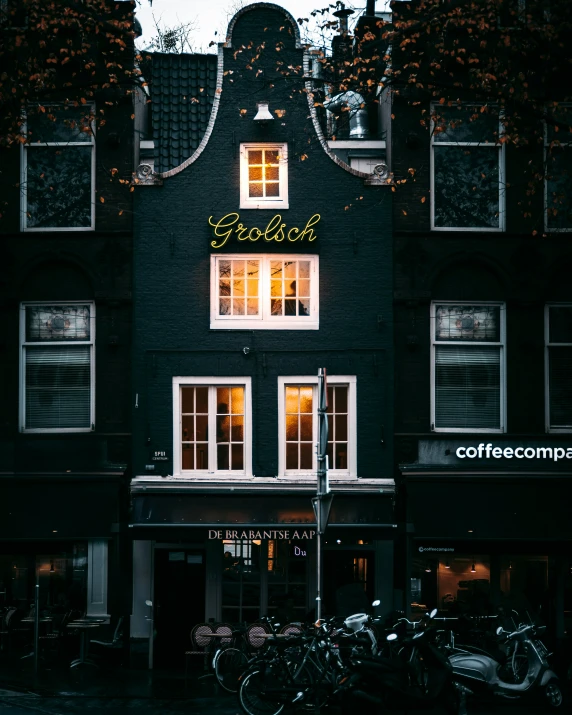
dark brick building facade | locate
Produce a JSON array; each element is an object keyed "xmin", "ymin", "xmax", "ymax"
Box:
[
  {"xmin": 130, "ymin": 3, "xmax": 395, "ymax": 666},
  {"xmin": 390, "ymin": 0, "xmax": 572, "ymax": 638},
  {"xmin": 0, "ymin": 0, "xmax": 134, "ymax": 643}
]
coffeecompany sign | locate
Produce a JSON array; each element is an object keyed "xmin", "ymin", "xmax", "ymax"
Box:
[
  {"xmin": 209, "ymin": 528, "xmax": 316, "ymax": 540},
  {"xmin": 418, "ymin": 439, "xmax": 572, "ymax": 467},
  {"xmin": 456, "ymin": 444, "xmax": 572, "ymax": 462},
  {"xmin": 208, "ymin": 213, "xmax": 320, "ymax": 249}
]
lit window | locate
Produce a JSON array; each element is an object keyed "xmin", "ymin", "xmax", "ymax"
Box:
[
  {"xmin": 278, "ymin": 376, "xmax": 356, "ymax": 477},
  {"xmin": 545, "ymin": 104, "xmax": 572, "ymax": 232},
  {"xmin": 431, "ymin": 303, "xmax": 506, "ymax": 432},
  {"xmin": 545, "ymin": 304, "xmax": 572, "ymax": 431},
  {"xmin": 22, "ymin": 104, "xmax": 95, "ymax": 231},
  {"xmin": 210, "ymin": 255, "xmax": 319, "ymax": 329},
  {"xmin": 173, "ymin": 377, "xmax": 252, "ymax": 476},
  {"xmin": 240, "ymin": 143, "xmax": 288, "ymax": 209},
  {"xmin": 431, "ymin": 105, "xmax": 505, "ymax": 231},
  {"xmin": 20, "ymin": 302, "xmax": 95, "ymax": 432}
]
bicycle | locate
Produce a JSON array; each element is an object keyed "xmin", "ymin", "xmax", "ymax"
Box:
[{"xmin": 213, "ymin": 622, "xmax": 270, "ymax": 693}]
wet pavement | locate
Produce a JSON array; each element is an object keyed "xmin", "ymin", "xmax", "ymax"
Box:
[{"xmin": 0, "ymin": 666, "xmax": 567, "ymax": 714}]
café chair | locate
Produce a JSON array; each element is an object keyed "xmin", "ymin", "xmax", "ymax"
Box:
[
  {"xmin": 280, "ymin": 622, "xmax": 303, "ymax": 636},
  {"xmin": 185, "ymin": 623, "xmax": 214, "ymax": 681},
  {"xmin": 90, "ymin": 616, "xmax": 124, "ymax": 666},
  {"xmin": 246, "ymin": 622, "xmax": 270, "ymax": 649},
  {"xmin": 214, "ymin": 622, "xmax": 233, "ymax": 646}
]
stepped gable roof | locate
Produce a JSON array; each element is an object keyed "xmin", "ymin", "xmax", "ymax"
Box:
[{"xmin": 148, "ymin": 52, "xmax": 218, "ymax": 174}]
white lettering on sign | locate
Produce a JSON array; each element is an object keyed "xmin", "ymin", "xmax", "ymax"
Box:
[
  {"xmin": 208, "ymin": 529, "xmax": 316, "ymax": 540},
  {"xmin": 455, "ymin": 444, "xmax": 572, "ymax": 462},
  {"xmin": 294, "ymin": 546, "xmax": 307, "ymax": 556}
]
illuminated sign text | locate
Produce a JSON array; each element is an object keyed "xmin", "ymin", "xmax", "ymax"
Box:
[
  {"xmin": 208, "ymin": 529, "xmax": 315, "ymax": 540},
  {"xmin": 209, "ymin": 213, "xmax": 321, "ymax": 249}
]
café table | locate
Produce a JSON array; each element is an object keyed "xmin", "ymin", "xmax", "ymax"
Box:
[{"xmin": 67, "ymin": 621, "xmax": 102, "ymax": 669}]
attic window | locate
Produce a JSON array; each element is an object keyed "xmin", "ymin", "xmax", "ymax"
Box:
[{"xmin": 240, "ymin": 143, "xmax": 288, "ymax": 209}]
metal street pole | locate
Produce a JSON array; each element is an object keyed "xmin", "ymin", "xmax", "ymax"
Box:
[
  {"xmin": 33, "ymin": 569, "xmax": 40, "ymax": 685},
  {"xmin": 313, "ymin": 367, "xmax": 333, "ymax": 623}
]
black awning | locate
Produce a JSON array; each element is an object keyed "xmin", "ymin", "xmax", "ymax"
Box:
[
  {"xmin": 131, "ymin": 492, "xmax": 395, "ymax": 529},
  {"xmin": 0, "ymin": 476, "xmax": 122, "ymax": 540},
  {"xmin": 407, "ymin": 479, "xmax": 572, "ymax": 540}
]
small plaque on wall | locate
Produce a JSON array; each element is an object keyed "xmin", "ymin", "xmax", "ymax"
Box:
[{"xmin": 150, "ymin": 450, "xmax": 170, "ymax": 462}]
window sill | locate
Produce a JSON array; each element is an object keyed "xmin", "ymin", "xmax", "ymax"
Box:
[
  {"xmin": 431, "ymin": 227, "xmax": 504, "ymax": 233},
  {"xmin": 21, "ymin": 427, "xmax": 94, "ymax": 434},
  {"xmin": 210, "ymin": 320, "xmax": 319, "ymax": 330},
  {"xmin": 239, "ymin": 201, "xmax": 289, "ymax": 210},
  {"xmin": 433, "ymin": 428, "xmax": 505, "ymax": 434}
]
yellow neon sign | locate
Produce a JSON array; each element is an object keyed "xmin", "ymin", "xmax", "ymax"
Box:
[{"xmin": 208, "ymin": 213, "xmax": 321, "ymax": 249}]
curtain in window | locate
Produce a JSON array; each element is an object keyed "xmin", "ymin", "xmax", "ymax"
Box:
[
  {"xmin": 25, "ymin": 345, "xmax": 91, "ymax": 429},
  {"xmin": 435, "ymin": 345, "xmax": 501, "ymax": 429}
]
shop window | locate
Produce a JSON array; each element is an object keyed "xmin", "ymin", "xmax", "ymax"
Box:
[
  {"xmin": 545, "ymin": 304, "xmax": 572, "ymax": 431},
  {"xmin": 278, "ymin": 375, "xmax": 357, "ymax": 477},
  {"xmin": 210, "ymin": 255, "xmax": 319, "ymax": 330},
  {"xmin": 267, "ymin": 540, "xmax": 309, "ymax": 622},
  {"xmin": 0, "ymin": 543, "xmax": 87, "ymax": 614},
  {"xmin": 545, "ymin": 104, "xmax": 572, "ymax": 232},
  {"xmin": 222, "ymin": 539, "xmax": 261, "ymax": 623},
  {"xmin": 22, "ymin": 104, "xmax": 95, "ymax": 231},
  {"xmin": 431, "ymin": 104, "xmax": 505, "ymax": 231},
  {"xmin": 240, "ymin": 143, "xmax": 288, "ymax": 209},
  {"xmin": 20, "ymin": 302, "xmax": 95, "ymax": 432},
  {"xmin": 172, "ymin": 377, "xmax": 252, "ymax": 477},
  {"xmin": 431, "ymin": 303, "xmax": 506, "ymax": 432}
]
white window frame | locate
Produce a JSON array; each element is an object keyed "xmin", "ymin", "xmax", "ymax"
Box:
[
  {"xmin": 430, "ymin": 302, "xmax": 506, "ymax": 433},
  {"xmin": 210, "ymin": 254, "xmax": 319, "ymax": 330},
  {"xmin": 19, "ymin": 301, "xmax": 96, "ymax": 433},
  {"xmin": 545, "ymin": 303, "xmax": 572, "ymax": 432},
  {"xmin": 430, "ymin": 104, "xmax": 506, "ymax": 232},
  {"xmin": 544, "ymin": 103, "xmax": 572, "ymax": 233},
  {"xmin": 240, "ymin": 143, "xmax": 288, "ymax": 210},
  {"xmin": 172, "ymin": 376, "xmax": 252, "ymax": 478},
  {"xmin": 20, "ymin": 104, "xmax": 96, "ymax": 232},
  {"xmin": 277, "ymin": 375, "xmax": 357, "ymax": 479}
]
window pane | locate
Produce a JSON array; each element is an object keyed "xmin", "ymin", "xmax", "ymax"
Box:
[
  {"xmin": 266, "ymin": 166, "xmax": 279, "ymax": 181},
  {"xmin": 230, "ymin": 386, "xmax": 244, "ymax": 415},
  {"xmin": 434, "ymin": 146, "xmax": 500, "ymax": 228},
  {"xmin": 181, "ymin": 387, "xmax": 194, "ymax": 413},
  {"xmin": 26, "ymin": 146, "xmax": 92, "ymax": 228},
  {"xmin": 26, "ymin": 305, "xmax": 90, "ymax": 341},
  {"xmin": 286, "ymin": 414, "xmax": 299, "ymax": 440},
  {"xmin": 435, "ymin": 345, "xmax": 501, "ymax": 429},
  {"xmin": 300, "ymin": 443, "xmax": 313, "ymax": 469},
  {"xmin": 196, "ymin": 415, "xmax": 208, "ymax": 441},
  {"xmin": 217, "ymin": 388, "xmax": 230, "ymax": 413},
  {"xmin": 285, "ymin": 387, "xmax": 299, "ymax": 415},
  {"xmin": 196, "ymin": 387, "xmax": 208, "ymax": 413},
  {"xmin": 286, "ymin": 443, "xmax": 298, "ymax": 470},
  {"xmin": 182, "ymin": 415, "xmax": 194, "ymax": 441},
  {"xmin": 231, "ymin": 443, "xmax": 244, "ymax": 470},
  {"xmin": 249, "ymin": 183, "xmax": 263, "ymax": 197},
  {"xmin": 216, "ymin": 415, "xmax": 230, "ymax": 442},
  {"xmin": 285, "ymin": 386, "xmax": 314, "ymax": 470},
  {"xmin": 435, "ymin": 305, "xmax": 501, "ymax": 342},
  {"xmin": 265, "ymin": 182, "xmax": 280, "ymax": 197},
  {"xmin": 196, "ymin": 444, "xmax": 208, "ymax": 469},
  {"xmin": 265, "ymin": 149, "xmax": 280, "ymax": 164},
  {"xmin": 231, "ymin": 415, "xmax": 244, "ymax": 441},
  {"xmin": 546, "ymin": 147, "xmax": 572, "ymax": 229},
  {"xmin": 182, "ymin": 443, "xmax": 194, "ymax": 470},
  {"xmin": 249, "ymin": 166, "xmax": 262, "ymax": 181},
  {"xmin": 247, "ymin": 298, "xmax": 258, "ymax": 315},
  {"xmin": 249, "ymin": 150, "xmax": 262, "ymax": 165},
  {"xmin": 335, "ymin": 385, "xmax": 348, "ymax": 413},
  {"xmin": 549, "ymin": 306, "xmax": 572, "ymax": 343},
  {"xmin": 25, "ymin": 345, "xmax": 91, "ymax": 429},
  {"xmin": 27, "ymin": 106, "xmax": 94, "ymax": 143},
  {"xmin": 432, "ymin": 106, "xmax": 500, "ymax": 143},
  {"xmin": 549, "ymin": 347, "xmax": 572, "ymax": 428},
  {"xmin": 300, "ymin": 387, "xmax": 313, "ymax": 413},
  {"xmin": 218, "ymin": 444, "xmax": 230, "ymax": 470}
]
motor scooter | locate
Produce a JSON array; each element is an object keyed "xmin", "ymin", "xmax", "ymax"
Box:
[{"xmin": 449, "ymin": 621, "xmax": 563, "ymax": 712}]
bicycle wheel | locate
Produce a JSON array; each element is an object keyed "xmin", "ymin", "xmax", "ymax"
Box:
[
  {"xmin": 239, "ymin": 668, "xmax": 286, "ymax": 715},
  {"xmin": 215, "ymin": 646, "xmax": 249, "ymax": 693}
]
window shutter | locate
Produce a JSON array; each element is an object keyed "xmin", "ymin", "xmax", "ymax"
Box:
[
  {"xmin": 549, "ymin": 346, "xmax": 572, "ymax": 428},
  {"xmin": 435, "ymin": 345, "xmax": 501, "ymax": 429},
  {"xmin": 25, "ymin": 345, "xmax": 91, "ymax": 429}
]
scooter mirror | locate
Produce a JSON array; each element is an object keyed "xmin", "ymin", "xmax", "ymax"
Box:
[
  {"xmin": 496, "ymin": 626, "xmax": 504, "ymax": 636},
  {"xmin": 429, "ymin": 608, "xmax": 438, "ymax": 619},
  {"xmin": 372, "ymin": 600, "xmax": 381, "ymax": 607},
  {"xmin": 386, "ymin": 633, "xmax": 398, "ymax": 642}
]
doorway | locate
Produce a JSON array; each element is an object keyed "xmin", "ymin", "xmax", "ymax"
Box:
[
  {"xmin": 323, "ymin": 549, "xmax": 375, "ymax": 617},
  {"xmin": 153, "ymin": 547, "xmax": 206, "ymax": 668}
]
